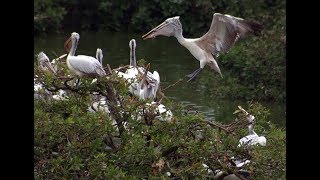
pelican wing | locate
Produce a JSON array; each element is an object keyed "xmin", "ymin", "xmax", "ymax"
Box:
[
  {"xmin": 68, "ymin": 55, "xmax": 106, "ymax": 77},
  {"xmin": 195, "ymin": 13, "xmax": 262, "ymax": 56}
]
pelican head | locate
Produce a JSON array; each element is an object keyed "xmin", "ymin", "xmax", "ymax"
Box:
[
  {"xmin": 64, "ymin": 32, "xmax": 80, "ymax": 53},
  {"xmin": 37, "ymin": 52, "xmax": 56, "ymax": 74},
  {"xmin": 129, "ymin": 39, "xmax": 137, "ymax": 67},
  {"xmin": 96, "ymin": 48, "xmax": 103, "ymax": 65},
  {"xmin": 247, "ymin": 114, "xmax": 256, "ymax": 134},
  {"xmin": 140, "ymin": 63, "xmax": 151, "ymax": 89},
  {"xmin": 142, "ymin": 16, "xmax": 182, "ymax": 40},
  {"xmin": 129, "ymin": 39, "xmax": 136, "ymax": 49}
]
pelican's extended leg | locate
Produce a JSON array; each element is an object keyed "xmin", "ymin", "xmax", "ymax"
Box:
[
  {"xmin": 186, "ymin": 68, "xmax": 203, "ymax": 82},
  {"xmin": 75, "ymin": 78, "xmax": 81, "ymax": 87}
]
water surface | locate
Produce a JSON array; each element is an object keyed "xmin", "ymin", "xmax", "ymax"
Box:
[{"xmin": 34, "ymin": 31, "xmax": 285, "ymax": 127}]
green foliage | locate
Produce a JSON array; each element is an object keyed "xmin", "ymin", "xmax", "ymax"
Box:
[
  {"xmin": 34, "ymin": 0, "xmax": 286, "ymax": 102},
  {"xmin": 34, "ymin": 0, "xmax": 66, "ymax": 34},
  {"xmin": 34, "ymin": 61, "xmax": 285, "ymax": 179},
  {"xmin": 197, "ymin": 15, "xmax": 285, "ymax": 102}
]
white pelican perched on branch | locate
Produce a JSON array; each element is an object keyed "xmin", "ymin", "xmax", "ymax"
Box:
[
  {"xmin": 138, "ymin": 63, "xmax": 160, "ymax": 100},
  {"xmin": 142, "ymin": 13, "xmax": 263, "ymax": 82},
  {"xmin": 35, "ymin": 52, "xmax": 68, "ymax": 100},
  {"xmin": 238, "ymin": 114, "xmax": 266, "ymax": 147},
  {"xmin": 116, "ymin": 39, "xmax": 160, "ymax": 100},
  {"xmin": 37, "ymin": 52, "xmax": 56, "ymax": 74},
  {"xmin": 64, "ymin": 32, "xmax": 106, "ymax": 77},
  {"xmin": 35, "ymin": 52, "xmax": 54, "ymax": 97}
]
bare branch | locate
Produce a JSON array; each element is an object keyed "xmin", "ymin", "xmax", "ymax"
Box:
[{"xmin": 162, "ymin": 78, "xmax": 184, "ymax": 92}]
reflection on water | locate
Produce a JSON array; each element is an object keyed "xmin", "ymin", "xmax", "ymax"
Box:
[{"xmin": 34, "ymin": 31, "xmax": 285, "ymax": 127}]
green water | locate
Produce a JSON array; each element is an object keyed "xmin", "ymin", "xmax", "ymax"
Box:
[{"xmin": 34, "ymin": 31, "xmax": 286, "ymax": 127}]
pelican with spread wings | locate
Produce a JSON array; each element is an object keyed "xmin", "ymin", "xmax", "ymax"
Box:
[{"xmin": 142, "ymin": 13, "xmax": 263, "ymax": 82}]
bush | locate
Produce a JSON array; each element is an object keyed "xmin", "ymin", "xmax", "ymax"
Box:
[{"xmin": 34, "ymin": 58, "xmax": 285, "ymax": 179}]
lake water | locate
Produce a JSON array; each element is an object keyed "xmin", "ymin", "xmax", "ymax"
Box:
[{"xmin": 34, "ymin": 31, "xmax": 286, "ymax": 127}]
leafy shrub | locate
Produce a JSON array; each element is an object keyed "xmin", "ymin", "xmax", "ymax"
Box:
[{"xmin": 34, "ymin": 58, "xmax": 285, "ymax": 179}]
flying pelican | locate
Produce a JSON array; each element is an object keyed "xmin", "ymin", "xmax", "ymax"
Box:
[
  {"xmin": 64, "ymin": 32, "xmax": 106, "ymax": 77},
  {"xmin": 142, "ymin": 13, "xmax": 263, "ymax": 82},
  {"xmin": 238, "ymin": 114, "xmax": 266, "ymax": 147}
]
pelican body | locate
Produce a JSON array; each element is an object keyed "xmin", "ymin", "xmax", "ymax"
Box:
[
  {"xmin": 37, "ymin": 52, "xmax": 56, "ymax": 74},
  {"xmin": 35, "ymin": 52, "xmax": 68, "ymax": 100},
  {"xmin": 238, "ymin": 115, "xmax": 266, "ymax": 147},
  {"xmin": 64, "ymin": 32, "xmax": 106, "ymax": 77},
  {"xmin": 35, "ymin": 52, "xmax": 56, "ymax": 95},
  {"xmin": 116, "ymin": 39, "xmax": 160, "ymax": 100},
  {"xmin": 142, "ymin": 13, "xmax": 263, "ymax": 82}
]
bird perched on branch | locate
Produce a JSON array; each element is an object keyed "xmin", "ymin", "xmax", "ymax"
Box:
[
  {"xmin": 115, "ymin": 39, "xmax": 160, "ymax": 100},
  {"xmin": 238, "ymin": 114, "xmax": 266, "ymax": 147},
  {"xmin": 64, "ymin": 32, "xmax": 106, "ymax": 78},
  {"xmin": 35, "ymin": 52, "xmax": 68, "ymax": 100}
]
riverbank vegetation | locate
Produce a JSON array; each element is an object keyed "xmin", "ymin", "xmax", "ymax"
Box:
[
  {"xmin": 34, "ymin": 59, "xmax": 285, "ymax": 179},
  {"xmin": 34, "ymin": 1, "xmax": 286, "ymax": 178},
  {"xmin": 34, "ymin": 0, "xmax": 285, "ymax": 102}
]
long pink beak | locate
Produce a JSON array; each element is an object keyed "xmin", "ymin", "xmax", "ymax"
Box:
[{"xmin": 142, "ymin": 21, "xmax": 167, "ymax": 40}]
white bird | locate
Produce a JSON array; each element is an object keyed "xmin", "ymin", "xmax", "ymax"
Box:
[
  {"xmin": 238, "ymin": 115, "xmax": 266, "ymax": 147},
  {"xmin": 35, "ymin": 52, "xmax": 55, "ymax": 97},
  {"xmin": 88, "ymin": 97, "xmax": 111, "ymax": 114},
  {"xmin": 135, "ymin": 63, "xmax": 161, "ymax": 100},
  {"xmin": 96, "ymin": 48, "xmax": 103, "ymax": 65},
  {"xmin": 129, "ymin": 39, "xmax": 137, "ymax": 67},
  {"xmin": 142, "ymin": 13, "xmax": 263, "ymax": 82},
  {"xmin": 64, "ymin": 32, "xmax": 106, "ymax": 77},
  {"xmin": 37, "ymin": 52, "xmax": 56, "ymax": 74},
  {"xmin": 116, "ymin": 39, "xmax": 160, "ymax": 100},
  {"xmin": 35, "ymin": 52, "xmax": 69, "ymax": 101},
  {"xmin": 146, "ymin": 101, "xmax": 173, "ymax": 122},
  {"xmin": 91, "ymin": 48, "xmax": 105, "ymax": 84},
  {"xmin": 52, "ymin": 89, "xmax": 68, "ymax": 101}
]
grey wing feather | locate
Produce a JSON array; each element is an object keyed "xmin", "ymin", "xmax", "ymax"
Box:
[
  {"xmin": 195, "ymin": 13, "xmax": 262, "ymax": 56},
  {"xmin": 69, "ymin": 56, "xmax": 106, "ymax": 76}
]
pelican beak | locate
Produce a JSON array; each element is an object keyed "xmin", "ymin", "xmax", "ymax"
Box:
[
  {"xmin": 44, "ymin": 61, "xmax": 56, "ymax": 74},
  {"xmin": 64, "ymin": 36, "xmax": 72, "ymax": 53},
  {"xmin": 141, "ymin": 63, "xmax": 151, "ymax": 89},
  {"xmin": 142, "ymin": 21, "xmax": 169, "ymax": 40}
]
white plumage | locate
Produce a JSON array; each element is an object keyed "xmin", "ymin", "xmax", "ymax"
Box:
[
  {"xmin": 238, "ymin": 115, "xmax": 266, "ymax": 147},
  {"xmin": 142, "ymin": 13, "xmax": 263, "ymax": 82},
  {"xmin": 65, "ymin": 32, "xmax": 106, "ymax": 77},
  {"xmin": 115, "ymin": 39, "xmax": 160, "ymax": 100},
  {"xmin": 35, "ymin": 52, "xmax": 68, "ymax": 100}
]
